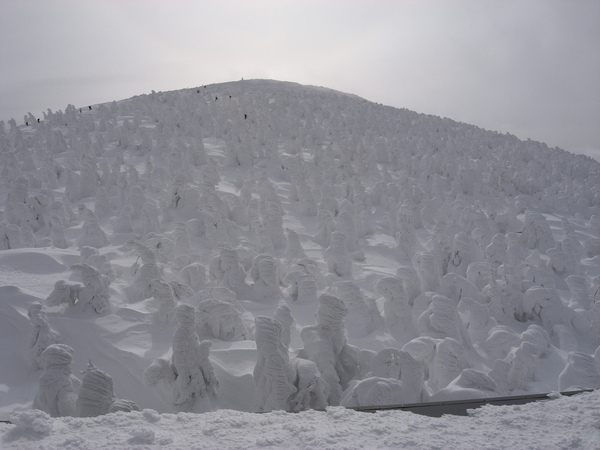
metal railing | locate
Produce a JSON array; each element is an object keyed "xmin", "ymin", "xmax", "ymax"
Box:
[{"xmin": 352, "ymin": 389, "xmax": 596, "ymax": 417}]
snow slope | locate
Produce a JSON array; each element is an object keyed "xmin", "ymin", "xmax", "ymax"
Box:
[{"xmin": 1, "ymin": 79, "xmax": 599, "ymax": 448}]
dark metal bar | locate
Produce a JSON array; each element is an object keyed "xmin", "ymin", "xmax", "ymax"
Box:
[{"xmin": 352, "ymin": 389, "xmax": 595, "ymax": 417}]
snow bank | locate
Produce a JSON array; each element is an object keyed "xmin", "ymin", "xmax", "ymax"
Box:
[{"xmin": 2, "ymin": 390, "xmax": 599, "ymax": 449}]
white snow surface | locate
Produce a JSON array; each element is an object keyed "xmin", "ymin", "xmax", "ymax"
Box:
[
  {"xmin": 1, "ymin": 79, "xmax": 599, "ymax": 448},
  {"xmin": 1, "ymin": 390, "xmax": 599, "ymax": 449}
]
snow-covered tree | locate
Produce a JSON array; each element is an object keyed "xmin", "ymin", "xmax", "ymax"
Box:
[
  {"xmin": 341, "ymin": 348, "xmax": 425, "ymax": 407},
  {"xmin": 376, "ymin": 276, "xmax": 416, "ymax": 343},
  {"xmin": 27, "ymin": 303, "xmax": 60, "ymax": 370},
  {"xmin": 33, "ymin": 344, "xmax": 81, "ymax": 417},
  {"xmin": 253, "ymin": 316, "xmax": 297, "ymax": 411},
  {"xmin": 325, "ymin": 231, "xmax": 352, "ymax": 277},
  {"xmin": 76, "ymin": 361, "xmax": 139, "ymax": 417},
  {"xmin": 558, "ymin": 352, "xmax": 600, "ymax": 391},
  {"xmin": 209, "ymin": 245, "xmax": 247, "ymax": 296},
  {"xmin": 168, "ymin": 304, "xmax": 219, "ymax": 411},
  {"xmin": 45, "ymin": 280, "xmax": 80, "ymax": 308},
  {"xmin": 79, "ymin": 209, "xmax": 109, "ymax": 248},
  {"xmin": 274, "ymin": 304, "xmax": 295, "ymax": 348},
  {"xmin": 195, "ymin": 292, "xmax": 249, "ymax": 341},
  {"xmin": 300, "ymin": 294, "xmax": 361, "ymax": 405},
  {"xmin": 70, "ymin": 264, "xmax": 111, "ymax": 314},
  {"xmin": 249, "ymin": 254, "xmax": 283, "ymax": 301},
  {"xmin": 149, "ymin": 279, "xmax": 177, "ymax": 324},
  {"xmin": 127, "ymin": 240, "xmax": 164, "ymax": 299},
  {"xmin": 336, "ymin": 281, "xmax": 382, "ymax": 338}
]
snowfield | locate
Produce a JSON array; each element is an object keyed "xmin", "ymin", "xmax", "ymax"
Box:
[
  {"xmin": 0, "ymin": 79, "xmax": 599, "ymax": 448},
  {"xmin": 2, "ymin": 390, "xmax": 599, "ymax": 449}
]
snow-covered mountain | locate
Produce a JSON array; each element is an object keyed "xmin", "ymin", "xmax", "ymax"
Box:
[{"xmin": 1, "ymin": 79, "xmax": 599, "ymax": 448}]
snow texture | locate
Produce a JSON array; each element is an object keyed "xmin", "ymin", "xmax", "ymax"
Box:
[{"xmin": 0, "ymin": 79, "xmax": 599, "ymax": 448}]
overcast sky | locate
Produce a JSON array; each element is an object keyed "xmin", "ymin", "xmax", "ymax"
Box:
[{"xmin": 1, "ymin": 0, "xmax": 599, "ymax": 159}]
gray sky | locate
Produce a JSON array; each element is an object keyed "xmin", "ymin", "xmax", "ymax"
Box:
[{"xmin": 1, "ymin": 0, "xmax": 599, "ymax": 159}]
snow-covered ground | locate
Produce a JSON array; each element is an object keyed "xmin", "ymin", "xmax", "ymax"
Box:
[
  {"xmin": 2, "ymin": 390, "xmax": 599, "ymax": 449},
  {"xmin": 1, "ymin": 79, "xmax": 599, "ymax": 449}
]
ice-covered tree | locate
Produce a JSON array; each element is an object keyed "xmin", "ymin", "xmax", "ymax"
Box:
[
  {"xmin": 27, "ymin": 303, "xmax": 60, "ymax": 370},
  {"xmin": 79, "ymin": 209, "xmax": 109, "ymax": 248},
  {"xmin": 249, "ymin": 254, "xmax": 283, "ymax": 301},
  {"xmin": 209, "ymin": 245, "xmax": 247, "ymax": 296},
  {"xmin": 558, "ymin": 352, "xmax": 600, "ymax": 391},
  {"xmin": 566, "ymin": 275, "xmax": 591, "ymax": 310},
  {"xmin": 32, "ymin": 344, "xmax": 81, "ymax": 417},
  {"xmin": 274, "ymin": 304, "xmax": 295, "ymax": 348},
  {"xmin": 195, "ymin": 290, "xmax": 249, "ymax": 341},
  {"xmin": 447, "ymin": 232, "xmax": 479, "ymax": 278},
  {"xmin": 45, "ymin": 280, "xmax": 80, "ymax": 308},
  {"xmin": 70, "ymin": 264, "xmax": 111, "ymax": 314},
  {"xmin": 127, "ymin": 240, "xmax": 164, "ymax": 299},
  {"xmin": 325, "ymin": 231, "xmax": 352, "ymax": 277},
  {"xmin": 285, "ymin": 228, "xmax": 308, "ymax": 260},
  {"xmin": 49, "ymin": 212, "xmax": 69, "ymax": 249},
  {"xmin": 430, "ymin": 368, "xmax": 498, "ymax": 401},
  {"xmin": 413, "ymin": 251, "xmax": 441, "ymax": 293},
  {"xmin": 429, "ymin": 337, "xmax": 469, "ymax": 392},
  {"xmin": 417, "ymin": 294, "xmax": 469, "ymax": 347},
  {"xmin": 149, "ymin": 279, "xmax": 177, "ymax": 324},
  {"xmin": 376, "ymin": 276, "xmax": 416, "ymax": 343},
  {"xmin": 299, "ymin": 294, "xmax": 361, "ymax": 405},
  {"xmin": 522, "ymin": 286, "xmax": 570, "ymax": 329},
  {"xmin": 253, "ymin": 316, "xmax": 297, "ymax": 411},
  {"xmin": 144, "ymin": 304, "xmax": 219, "ymax": 412},
  {"xmin": 336, "ymin": 281, "xmax": 382, "ymax": 338},
  {"xmin": 77, "ymin": 361, "xmax": 139, "ymax": 417},
  {"xmin": 171, "ymin": 304, "xmax": 219, "ymax": 411},
  {"xmin": 179, "ymin": 262, "xmax": 207, "ymax": 293},
  {"xmin": 341, "ymin": 348, "xmax": 425, "ymax": 407},
  {"xmin": 521, "ymin": 212, "xmax": 555, "ymax": 253}
]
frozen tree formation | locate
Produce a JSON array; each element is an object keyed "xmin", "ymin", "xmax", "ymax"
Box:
[
  {"xmin": 78, "ymin": 209, "xmax": 109, "ymax": 248},
  {"xmin": 149, "ymin": 279, "xmax": 177, "ymax": 324},
  {"xmin": 33, "ymin": 344, "xmax": 81, "ymax": 417},
  {"xmin": 340, "ymin": 348, "xmax": 425, "ymax": 407},
  {"xmin": 558, "ymin": 352, "xmax": 600, "ymax": 391},
  {"xmin": 45, "ymin": 280, "xmax": 80, "ymax": 308},
  {"xmin": 284, "ymin": 258, "xmax": 320, "ymax": 303},
  {"xmin": 336, "ymin": 281, "xmax": 382, "ymax": 338},
  {"xmin": 325, "ymin": 231, "xmax": 352, "ymax": 277},
  {"xmin": 27, "ymin": 303, "xmax": 60, "ymax": 370},
  {"xmin": 70, "ymin": 264, "xmax": 111, "ymax": 314},
  {"xmin": 376, "ymin": 276, "xmax": 416, "ymax": 343},
  {"xmin": 144, "ymin": 304, "xmax": 219, "ymax": 412},
  {"xmin": 195, "ymin": 288, "xmax": 249, "ymax": 341},
  {"xmin": 273, "ymin": 304, "xmax": 294, "ymax": 348},
  {"xmin": 430, "ymin": 368, "xmax": 499, "ymax": 401},
  {"xmin": 253, "ymin": 316, "xmax": 297, "ymax": 411},
  {"xmin": 253, "ymin": 316, "xmax": 328, "ymax": 412},
  {"xmin": 299, "ymin": 294, "xmax": 361, "ymax": 405},
  {"xmin": 172, "ymin": 303, "xmax": 219, "ymax": 410},
  {"xmin": 126, "ymin": 240, "xmax": 164, "ymax": 299},
  {"xmin": 209, "ymin": 245, "xmax": 247, "ymax": 297},
  {"xmin": 248, "ymin": 253, "xmax": 283, "ymax": 301},
  {"xmin": 77, "ymin": 361, "xmax": 139, "ymax": 417}
]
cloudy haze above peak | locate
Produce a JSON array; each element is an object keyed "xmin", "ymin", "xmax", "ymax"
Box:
[{"xmin": 1, "ymin": 0, "xmax": 598, "ymax": 159}]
